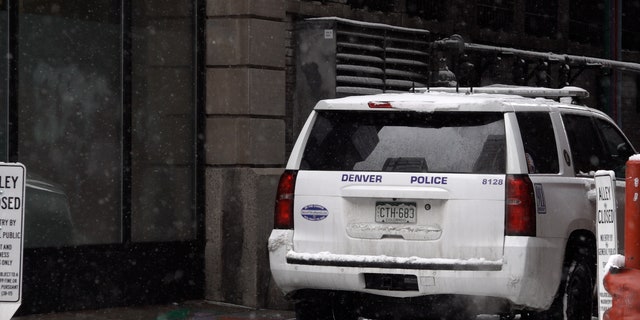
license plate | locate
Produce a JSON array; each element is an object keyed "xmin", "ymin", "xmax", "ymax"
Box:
[{"xmin": 375, "ymin": 201, "xmax": 417, "ymax": 224}]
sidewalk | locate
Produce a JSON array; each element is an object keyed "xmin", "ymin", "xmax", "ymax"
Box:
[{"xmin": 12, "ymin": 300, "xmax": 295, "ymax": 320}]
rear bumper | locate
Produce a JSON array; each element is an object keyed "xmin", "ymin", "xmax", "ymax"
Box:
[
  {"xmin": 268, "ymin": 229, "xmax": 564, "ymax": 311},
  {"xmin": 286, "ymin": 250, "xmax": 502, "ymax": 271}
]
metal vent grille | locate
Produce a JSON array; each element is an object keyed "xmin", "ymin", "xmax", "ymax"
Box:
[
  {"xmin": 331, "ymin": 19, "xmax": 430, "ymax": 96},
  {"xmin": 384, "ymin": 29, "xmax": 430, "ymax": 92},
  {"xmin": 295, "ymin": 17, "xmax": 431, "ymax": 136}
]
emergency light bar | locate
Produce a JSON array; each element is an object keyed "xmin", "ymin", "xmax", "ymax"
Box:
[{"xmin": 415, "ymin": 85, "xmax": 589, "ymax": 99}]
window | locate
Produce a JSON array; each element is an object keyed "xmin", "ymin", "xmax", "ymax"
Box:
[
  {"xmin": 516, "ymin": 112, "xmax": 559, "ymax": 174},
  {"xmin": 301, "ymin": 111, "xmax": 506, "ymax": 173},
  {"xmin": 524, "ymin": 0, "xmax": 557, "ymax": 38},
  {"xmin": 406, "ymin": 0, "xmax": 446, "ymax": 21},
  {"xmin": 562, "ymin": 114, "xmax": 604, "ymax": 175},
  {"xmin": 594, "ymin": 117, "xmax": 635, "ymax": 178},
  {"xmin": 569, "ymin": 0, "xmax": 604, "ymax": 46},
  {"xmin": 562, "ymin": 113, "xmax": 633, "ymax": 178},
  {"xmin": 130, "ymin": 2, "xmax": 197, "ymax": 242},
  {"xmin": 622, "ymin": 1, "xmax": 640, "ymax": 51},
  {"xmin": 16, "ymin": 0, "xmax": 197, "ymax": 247},
  {"xmin": 477, "ymin": 0, "xmax": 514, "ymax": 31},
  {"xmin": 8, "ymin": 0, "xmax": 203, "ymax": 313},
  {"xmin": 18, "ymin": 0, "xmax": 123, "ymax": 246}
]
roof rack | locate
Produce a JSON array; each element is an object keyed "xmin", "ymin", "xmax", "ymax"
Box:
[{"xmin": 414, "ymin": 85, "xmax": 590, "ymax": 99}]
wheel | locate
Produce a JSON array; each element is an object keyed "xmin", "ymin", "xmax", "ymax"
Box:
[
  {"xmin": 529, "ymin": 257, "xmax": 594, "ymax": 320},
  {"xmin": 499, "ymin": 313, "xmax": 516, "ymax": 320},
  {"xmin": 561, "ymin": 259, "xmax": 594, "ymax": 319},
  {"xmin": 294, "ymin": 292, "xmax": 358, "ymax": 320}
]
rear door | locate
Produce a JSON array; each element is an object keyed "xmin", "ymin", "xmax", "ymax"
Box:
[
  {"xmin": 292, "ymin": 110, "xmax": 508, "ymax": 263},
  {"xmin": 554, "ymin": 112, "xmax": 636, "ymax": 242},
  {"xmin": 591, "ymin": 114, "xmax": 635, "ymax": 245},
  {"xmin": 515, "ymin": 111, "xmax": 589, "ymax": 239}
]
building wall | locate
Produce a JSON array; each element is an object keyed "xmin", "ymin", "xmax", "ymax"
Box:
[
  {"xmin": 204, "ymin": 0, "xmax": 288, "ymax": 308},
  {"xmin": 204, "ymin": 0, "xmax": 640, "ymax": 310}
]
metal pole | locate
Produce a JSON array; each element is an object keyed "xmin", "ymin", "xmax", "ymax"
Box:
[
  {"xmin": 465, "ymin": 43, "xmax": 640, "ymax": 74},
  {"xmin": 603, "ymin": 156, "xmax": 640, "ymax": 319},
  {"xmin": 625, "ymin": 157, "xmax": 640, "ymax": 269},
  {"xmin": 432, "ymin": 35, "xmax": 640, "ymax": 74}
]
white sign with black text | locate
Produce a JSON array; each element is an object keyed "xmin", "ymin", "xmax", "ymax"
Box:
[
  {"xmin": 595, "ymin": 170, "xmax": 617, "ymax": 320},
  {"xmin": 0, "ymin": 163, "xmax": 25, "ymax": 320}
]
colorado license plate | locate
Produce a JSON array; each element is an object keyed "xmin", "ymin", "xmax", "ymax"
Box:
[{"xmin": 375, "ymin": 201, "xmax": 417, "ymax": 224}]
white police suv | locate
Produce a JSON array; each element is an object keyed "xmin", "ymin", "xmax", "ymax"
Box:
[{"xmin": 268, "ymin": 86, "xmax": 636, "ymax": 320}]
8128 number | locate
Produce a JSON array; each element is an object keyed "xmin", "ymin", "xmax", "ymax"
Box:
[{"xmin": 482, "ymin": 178, "xmax": 504, "ymax": 185}]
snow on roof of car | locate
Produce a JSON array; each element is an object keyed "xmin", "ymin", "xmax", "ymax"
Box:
[
  {"xmin": 418, "ymin": 85, "xmax": 589, "ymax": 98},
  {"xmin": 314, "ymin": 86, "xmax": 592, "ymax": 113}
]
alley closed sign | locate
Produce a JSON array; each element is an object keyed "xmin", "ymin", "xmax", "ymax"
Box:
[
  {"xmin": 595, "ymin": 170, "xmax": 617, "ymax": 320},
  {"xmin": 0, "ymin": 163, "xmax": 25, "ymax": 320}
]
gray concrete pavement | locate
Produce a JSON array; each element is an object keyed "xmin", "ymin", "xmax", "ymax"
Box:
[
  {"xmin": 10, "ymin": 301, "xmax": 600, "ymax": 320},
  {"xmin": 12, "ymin": 300, "xmax": 295, "ymax": 320}
]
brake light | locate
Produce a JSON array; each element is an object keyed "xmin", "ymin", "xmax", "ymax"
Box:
[
  {"xmin": 274, "ymin": 170, "xmax": 297, "ymax": 229},
  {"xmin": 368, "ymin": 101, "xmax": 393, "ymax": 108},
  {"xmin": 505, "ymin": 174, "xmax": 536, "ymax": 236}
]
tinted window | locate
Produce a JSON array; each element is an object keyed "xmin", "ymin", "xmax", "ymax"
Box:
[
  {"xmin": 516, "ymin": 112, "xmax": 559, "ymax": 173},
  {"xmin": 17, "ymin": 0, "xmax": 197, "ymax": 246},
  {"xmin": 563, "ymin": 113, "xmax": 636, "ymax": 178},
  {"xmin": 594, "ymin": 117, "xmax": 636, "ymax": 178},
  {"xmin": 301, "ymin": 111, "xmax": 505, "ymax": 173},
  {"xmin": 19, "ymin": 0, "xmax": 122, "ymax": 245}
]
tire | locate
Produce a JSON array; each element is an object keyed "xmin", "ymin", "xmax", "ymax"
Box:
[
  {"xmin": 561, "ymin": 259, "xmax": 594, "ymax": 320},
  {"xmin": 529, "ymin": 258, "xmax": 594, "ymax": 320}
]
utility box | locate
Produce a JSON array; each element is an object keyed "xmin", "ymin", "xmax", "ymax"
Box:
[{"xmin": 294, "ymin": 17, "xmax": 432, "ymax": 136}]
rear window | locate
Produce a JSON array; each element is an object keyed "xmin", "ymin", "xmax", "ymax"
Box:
[{"xmin": 300, "ymin": 111, "xmax": 506, "ymax": 173}]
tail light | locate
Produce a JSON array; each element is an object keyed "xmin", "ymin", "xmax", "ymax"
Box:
[
  {"xmin": 368, "ymin": 101, "xmax": 393, "ymax": 108},
  {"xmin": 505, "ymin": 174, "xmax": 536, "ymax": 236},
  {"xmin": 274, "ymin": 170, "xmax": 297, "ymax": 229}
]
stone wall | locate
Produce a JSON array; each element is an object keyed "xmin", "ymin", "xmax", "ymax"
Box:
[{"xmin": 204, "ymin": 0, "xmax": 288, "ymax": 308}]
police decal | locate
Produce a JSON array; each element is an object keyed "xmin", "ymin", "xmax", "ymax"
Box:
[{"xmin": 301, "ymin": 204, "xmax": 329, "ymax": 221}]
